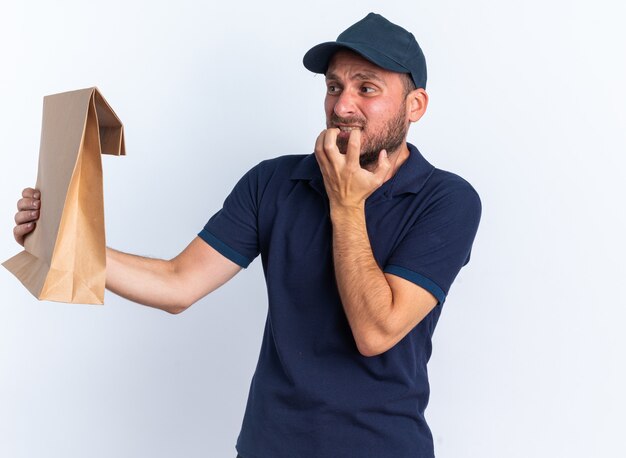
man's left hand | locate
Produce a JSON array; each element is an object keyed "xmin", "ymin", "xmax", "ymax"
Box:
[{"xmin": 314, "ymin": 128, "xmax": 392, "ymax": 211}]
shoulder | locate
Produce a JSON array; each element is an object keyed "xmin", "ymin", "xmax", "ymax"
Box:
[
  {"xmin": 243, "ymin": 154, "xmax": 311, "ymax": 183},
  {"xmin": 256, "ymin": 154, "xmax": 310, "ymax": 173},
  {"xmin": 428, "ymin": 163, "xmax": 480, "ymax": 195},
  {"xmin": 422, "ymin": 167, "xmax": 482, "ymax": 227},
  {"xmin": 235, "ymin": 154, "xmax": 313, "ymax": 203}
]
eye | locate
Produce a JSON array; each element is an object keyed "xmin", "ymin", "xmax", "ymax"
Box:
[
  {"xmin": 360, "ymin": 85, "xmax": 376, "ymax": 94},
  {"xmin": 326, "ymin": 84, "xmax": 341, "ymax": 95}
]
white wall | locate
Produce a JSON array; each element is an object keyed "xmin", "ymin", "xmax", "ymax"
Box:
[{"xmin": 1, "ymin": 1, "xmax": 624, "ymax": 457}]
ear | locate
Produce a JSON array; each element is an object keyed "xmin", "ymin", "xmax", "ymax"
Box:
[{"xmin": 407, "ymin": 88, "xmax": 428, "ymax": 123}]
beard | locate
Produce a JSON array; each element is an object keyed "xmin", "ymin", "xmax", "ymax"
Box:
[{"xmin": 328, "ymin": 102, "xmax": 409, "ymax": 168}]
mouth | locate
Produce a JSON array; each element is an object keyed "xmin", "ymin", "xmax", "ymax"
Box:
[{"xmin": 334, "ymin": 125, "xmax": 363, "ymax": 133}]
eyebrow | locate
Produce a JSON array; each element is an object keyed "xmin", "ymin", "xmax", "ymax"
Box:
[{"xmin": 325, "ymin": 71, "xmax": 386, "ymax": 85}]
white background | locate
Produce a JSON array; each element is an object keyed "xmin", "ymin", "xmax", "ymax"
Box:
[{"xmin": 1, "ymin": 1, "xmax": 625, "ymax": 457}]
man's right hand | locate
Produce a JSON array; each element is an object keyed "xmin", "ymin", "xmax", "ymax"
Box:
[
  {"xmin": 12, "ymin": 186, "xmax": 242, "ymax": 314},
  {"xmin": 14, "ymin": 187, "xmax": 40, "ymax": 246}
]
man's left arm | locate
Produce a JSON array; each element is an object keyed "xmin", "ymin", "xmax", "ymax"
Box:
[
  {"xmin": 315, "ymin": 128, "xmax": 438, "ymax": 357},
  {"xmin": 330, "ymin": 205, "xmax": 438, "ymax": 357}
]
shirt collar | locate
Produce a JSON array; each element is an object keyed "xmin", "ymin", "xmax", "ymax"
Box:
[{"xmin": 290, "ymin": 143, "xmax": 435, "ymax": 197}]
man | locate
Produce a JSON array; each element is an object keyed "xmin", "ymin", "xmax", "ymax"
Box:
[{"xmin": 13, "ymin": 13, "xmax": 481, "ymax": 458}]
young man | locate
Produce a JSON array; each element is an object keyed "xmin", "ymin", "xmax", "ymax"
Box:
[{"xmin": 14, "ymin": 13, "xmax": 481, "ymax": 458}]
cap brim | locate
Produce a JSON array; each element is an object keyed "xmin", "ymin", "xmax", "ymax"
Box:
[{"xmin": 303, "ymin": 41, "xmax": 409, "ymax": 75}]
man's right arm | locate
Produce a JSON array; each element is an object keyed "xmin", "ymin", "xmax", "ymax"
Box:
[
  {"xmin": 105, "ymin": 239, "xmax": 241, "ymax": 313},
  {"xmin": 14, "ymin": 187, "xmax": 241, "ymax": 314}
]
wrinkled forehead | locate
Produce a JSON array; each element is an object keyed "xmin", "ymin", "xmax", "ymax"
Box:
[{"xmin": 326, "ymin": 49, "xmax": 397, "ymax": 81}]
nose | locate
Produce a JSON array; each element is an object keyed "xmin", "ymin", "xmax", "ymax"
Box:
[{"xmin": 332, "ymin": 90, "xmax": 357, "ymax": 118}]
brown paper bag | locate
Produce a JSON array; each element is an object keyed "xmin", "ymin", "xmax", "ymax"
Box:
[{"xmin": 3, "ymin": 87, "xmax": 125, "ymax": 304}]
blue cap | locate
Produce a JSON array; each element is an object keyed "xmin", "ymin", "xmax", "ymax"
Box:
[{"xmin": 303, "ymin": 13, "xmax": 427, "ymax": 89}]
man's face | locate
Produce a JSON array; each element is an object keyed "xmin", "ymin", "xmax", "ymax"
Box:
[{"xmin": 324, "ymin": 50, "xmax": 410, "ymax": 167}]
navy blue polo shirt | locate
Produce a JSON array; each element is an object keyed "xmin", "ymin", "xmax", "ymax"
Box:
[{"xmin": 198, "ymin": 143, "xmax": 481, "ymax": 458}]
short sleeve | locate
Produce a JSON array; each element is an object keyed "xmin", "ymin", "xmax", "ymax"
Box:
[
  {"xmin": 383, "ymin": 182, "xmax": 482, "ymax": 304},
  {"xmin": 198, "ymin": 165, "xmax": 261, "ymax": 268}
]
